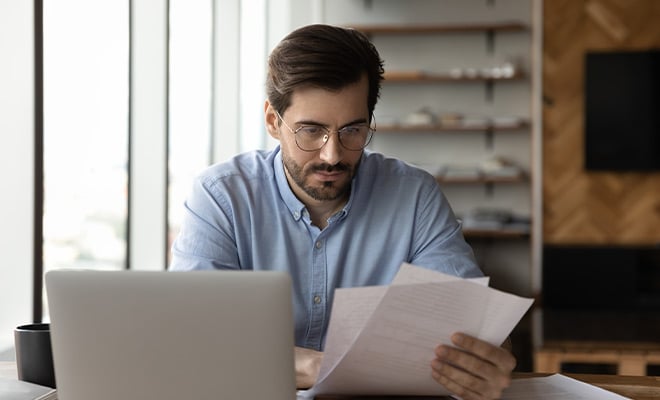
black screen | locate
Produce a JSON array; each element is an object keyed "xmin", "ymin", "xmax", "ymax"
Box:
[{"xmin": 584, "ymin": 50, "xmax": 660, "ymax": 171}]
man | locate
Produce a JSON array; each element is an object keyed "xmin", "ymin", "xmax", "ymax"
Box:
[{"xmin": 170, "ymin": 24, "xmax": 515, "ymax": 399}]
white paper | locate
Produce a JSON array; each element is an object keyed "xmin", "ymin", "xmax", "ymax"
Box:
[
  {"xmin": 392, "ymin": 262, "xmax": 490, "ymax": 286},
  {"xmin": 300, "ymin": 263, "xmax": 534, "ymax": 397},
  {"xmin": 502, "ymin": 374, "xmax": 632, "ymax": 399}
]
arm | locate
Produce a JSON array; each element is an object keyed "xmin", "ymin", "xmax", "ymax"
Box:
[
  {"xmin": 431, "ymin": 333, "xmax": 516, "ymax": 400},
  {"xmin": 169, "ymin": 173, "xmax": 241, "ymax": 271},
  {"xmin": 409, "ymin": 176, "xmax": 482, "ymax": 278},
  {"xmin": 295, "ymin": 346, "xmax": 323, "ymax": 389}
]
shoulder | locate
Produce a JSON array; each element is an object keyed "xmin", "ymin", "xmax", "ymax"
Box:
[
  {"xmin": 359, "ymin": 150, "xmax": 436, "ymax": 184},
  {"xmin": 197, "ymin": 149, "xmax": 276, "ymax": 189}
]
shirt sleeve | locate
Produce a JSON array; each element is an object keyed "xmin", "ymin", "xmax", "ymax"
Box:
[
  {"xmin": 169, "ymin": 174, "xmax": 241, "ymax": 271},
  {"xmin": 408, "ymin": 177, "xmax": 483, "ymax": 278}
]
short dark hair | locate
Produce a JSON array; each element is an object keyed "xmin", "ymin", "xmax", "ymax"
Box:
[{"xmin": 266, "ymin": 24, "xmax": 385, "ymax": 122}]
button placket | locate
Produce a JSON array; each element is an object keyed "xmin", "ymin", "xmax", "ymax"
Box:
[{"xmin": 305, "ymin": 233, "xmax": 326, "ymax": 349}]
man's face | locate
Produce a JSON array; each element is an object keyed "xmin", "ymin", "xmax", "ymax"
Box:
[{"xmin": 265, "ymin": 75, "xmax": 370, "ymax": 206}]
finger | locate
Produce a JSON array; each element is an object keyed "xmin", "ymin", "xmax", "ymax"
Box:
[
  {"xmin": 431, "ymin": 358, "xmax": 499, "ymax": 400},
  {"xmin": 451, "ymin": 333, "xmax": 517, "ymax": 372},
  {"xmin": 434, "ymin": 344, "xmax": 509, "ymax": 388}
]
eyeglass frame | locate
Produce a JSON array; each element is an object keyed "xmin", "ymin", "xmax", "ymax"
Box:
[{"xmin": 275, "ymin": 110, "xmax": 375, "ymax": 152}]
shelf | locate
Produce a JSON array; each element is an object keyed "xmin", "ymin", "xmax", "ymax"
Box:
[
  {"xmin": 349, "ymin": 22, "xmax": 528, "ymax": 35},
  {"xmin": 383, "ymin": 70, "xmax": 526, "ymax": 82},
  {"xmin": 463, "ymin": 228, "xmax": 530, "ymax": 239},
  {"xmin": 377, "ymin": 121, "xmax": 529, "ymax": 133},
  {"xmin": 435, "ymin": 174, "xmax": 526, "ymax": 184}
]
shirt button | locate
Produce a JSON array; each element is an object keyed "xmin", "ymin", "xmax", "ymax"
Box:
[
  {"xmin": 315, "ymin": 241, "xmax": 322, "ymax": 249},
  {"xmin": 293, "ymin": 211, "xmax": 300, "ymax": 219},
  {"xmin": 313, "ymin": 295, "xmax": 322, "ymax": 304}
]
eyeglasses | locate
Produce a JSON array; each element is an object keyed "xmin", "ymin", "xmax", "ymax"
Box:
[{"xmin": 275, "ymin": 111, "xmax": 375, "ymax": 152}]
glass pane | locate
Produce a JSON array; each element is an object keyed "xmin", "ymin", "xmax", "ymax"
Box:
[
  {"xmin": 239, "ymin": 0, "xmax": 267, "ymax": 151},
  {"xmin": 167, "ymin": 0, "xmax": 213, "ymax": 260},
  {"xmin": 43, "ymin": 0, "xmax": 129, "ymax": 316}
]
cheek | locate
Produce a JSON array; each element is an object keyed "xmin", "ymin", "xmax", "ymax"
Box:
[
  {"xmin": 281, "ymin": 145, "xmax": 315, "ymax": 169},
  {"xmin": 346, "ymin": 152, "xmax": 363, "ymax": 169}
]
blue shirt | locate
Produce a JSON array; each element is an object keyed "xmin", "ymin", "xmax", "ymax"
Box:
[{"xmin": 169, "ymin": 146, "xmax": 482, "ymax": 350}]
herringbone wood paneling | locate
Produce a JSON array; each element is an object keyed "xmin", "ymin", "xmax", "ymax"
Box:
[{"xmin": 543, "ymin": 0, "xmax": 660, "ymax": 245}]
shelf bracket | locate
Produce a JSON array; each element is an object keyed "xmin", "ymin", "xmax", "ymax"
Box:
[
  {"xmin": 485, "ymin": 182, "xmax": 495, "ymax": 197},
  {"xmin": 485, "ymin": 126, "xmax": 495, "ymax": 150},
  {"xmin": 486, "ymin": 29, "xmax": 496, "ymax": 54},
  {"xmin": 485, "ymin": 79, "xmax": 494, "ymax": 102}
]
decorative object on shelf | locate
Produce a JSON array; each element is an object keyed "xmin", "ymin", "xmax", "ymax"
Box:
[
  {"xmin": 376, "ymin": 116, "xmax": 528, "ymax": 133},
  {"xmin": 400, "ymin": 107, "xmax": 436, "ymax": 127},
  {"xmin": 480, "ymin": 157, "xmax": 524, "ymax": 179},
  {"xmin": 437, "ymin": 112, "xmax": 464, "ymax": 127},
  {"xmin": 492, "ymin": 115, "xmax": 524, "ymax": 128},
  {"xmin": 433, "ymin": 157, "xmax": 525, "ymax": 183},
  {"xmin": 450, "ymin": 61, "xmax": 519, "ymax": 80},
  {"xmin": 441, "ymin": 164, "xmax": 482, "ymax": 180},
  {"xmin": 460, "ymin": 207, "xmax": 531, "ymax": 235},
  {"xmin": 383, "ymin": 69, "xmax": 525, "ymax": 82},
  {"xmin": 461, "ymin": 115, "xmax": 491, "ymax": 128}
]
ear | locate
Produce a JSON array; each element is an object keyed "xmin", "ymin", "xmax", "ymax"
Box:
[{"xmin": 264, "ymin": 101, "xmax": 280, "ymax": 140}]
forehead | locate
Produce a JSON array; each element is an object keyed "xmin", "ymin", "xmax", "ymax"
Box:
[{"xmin": 286, "ymin": 76, "xmax": 369, "ymax": 122}]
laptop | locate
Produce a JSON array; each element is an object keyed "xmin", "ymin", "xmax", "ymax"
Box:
[{"xmin": 45, "ymin": 269, "xmax": 296, "ymax": 400}]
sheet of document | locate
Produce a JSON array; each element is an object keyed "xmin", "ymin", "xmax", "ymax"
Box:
[
  {"xmin": 501, "ymin": 374, "xmax": 631, "ymax": 399},
  {"xmin": 392, "ymin": 262, "xmax": 490, "ymax": 286},
  {"xmin": 299, "ymin": 263, "xmax": 534, "ymax": 398}
]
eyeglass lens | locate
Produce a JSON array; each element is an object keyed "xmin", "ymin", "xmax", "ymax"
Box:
[{"xmin": 295, "ymin": 126, "xmax": 372, "ymax": 151}]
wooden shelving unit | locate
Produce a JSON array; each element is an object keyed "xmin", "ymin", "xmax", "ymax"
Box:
[
  {"xmin": 463, "ymin": 228, "xmax": 530, "ymax": 239},
  {"xmin": 350, "ymin": 22, "xmax": 528, "ymax": 35},
  {"xmin": 435, "ymin": 174, "xmax": 526, "ymax": 184},
  {"xmin": 345, "ymin": 13, "xmax": 535, "ymax": 283},
  {"xmin": 377, "ymin": 121, "xmax": 529, "ymax": 133},
  {"xmin": 383, "ymin": 70, "xmax": 526, "ymax": 82}
]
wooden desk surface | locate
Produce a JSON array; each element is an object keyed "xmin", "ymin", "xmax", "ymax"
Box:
[
  {"xmin": 313, "ymin": 373, "xmax": 660, "ymax": 400},
  {"xmin": 1, "ymin": 362, "xmax": 659, "ymax": 399}
]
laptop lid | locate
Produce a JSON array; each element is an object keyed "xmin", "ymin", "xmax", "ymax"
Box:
[{"xmin": 45, "ymin": 269, "xmax": 296, "ymax": 400}]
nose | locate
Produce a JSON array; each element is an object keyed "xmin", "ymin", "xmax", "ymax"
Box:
[{"xmin": 318, "ymin": 132, "xmax": 343, "ymax": 165}]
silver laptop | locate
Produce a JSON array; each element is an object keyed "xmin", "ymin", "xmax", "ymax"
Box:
[{"xmin": 45, "ymin": 269, "xmax": 296, "ymax": 400}]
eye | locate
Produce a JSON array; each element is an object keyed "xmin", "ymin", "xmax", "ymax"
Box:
[
  {"xmin": 297, "ymin": 125, "xmax": 325, "ymax": 136},
  {"xmin": 340, "ymin": 125, "xmax": 366, "ymax": 136}
]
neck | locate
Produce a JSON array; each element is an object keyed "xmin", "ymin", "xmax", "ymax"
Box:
[{"xmin": 305, "ymin": 196, "xmax": 348, "ymax": 229}]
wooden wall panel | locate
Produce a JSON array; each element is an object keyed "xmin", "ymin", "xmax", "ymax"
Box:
[{"xmin": 543, "ymin": 0, "xmax": 660, "ymax": 245}]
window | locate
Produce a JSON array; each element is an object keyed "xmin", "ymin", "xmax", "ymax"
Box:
[
  {"xmin": 168, "ymin": 0, "xmax": 213, "ymax": 257},
  {"xmin": 0, "ymin": 0, "xmax": 278, "ymax": 352},
  {"xmin": 42, "ymin": 0, "xmax": 129, "ymax": 316}
]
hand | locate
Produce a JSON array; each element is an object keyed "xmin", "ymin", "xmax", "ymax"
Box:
[
  {"xmin": 430, "ymin": 333, "xmax": 516, "ymax": 400},
  {"xmin": 294, "ymin": 346, "xmax": 323, "ymax": 389}
]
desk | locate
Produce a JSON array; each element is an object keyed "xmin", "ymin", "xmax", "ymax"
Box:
[
  {"xmin": 314, "ymin": 373, "xmax": 660, "ymax": 400},
  {"xmin": 2, "ymin": 362, "xmax": 659, "ymax": 399}
]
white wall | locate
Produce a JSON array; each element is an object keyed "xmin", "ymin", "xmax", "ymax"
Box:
[{"xmin": 0, "ymin": 1, "xmax": 35, "ymax": 354}]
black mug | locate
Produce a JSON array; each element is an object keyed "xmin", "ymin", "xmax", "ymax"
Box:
[{"xmin": 14, "ymin": 323, "xmax": 56, "ymax": 388}]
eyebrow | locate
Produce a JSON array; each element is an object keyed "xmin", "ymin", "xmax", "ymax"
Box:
[{"xmin": 295, "ymin": 118, "xmax": 369, "ymax": 129}]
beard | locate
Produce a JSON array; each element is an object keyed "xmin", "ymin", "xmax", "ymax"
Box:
[{"xmin": 282, "ymin": 154, "xmax": 355, "ymax": 201}]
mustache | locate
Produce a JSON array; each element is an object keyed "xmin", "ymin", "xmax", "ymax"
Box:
[{"xmin": 311, "ymin": 163, "xmax": 350, "ymax": 173}]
